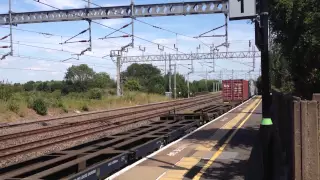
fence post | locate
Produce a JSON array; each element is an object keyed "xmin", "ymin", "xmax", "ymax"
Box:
[
  {"xmin": 293, "ymin": 100, "xmax": 302, "ymax": 180},
  {"xmin": 301, "ymin": 101, "xmax": 319, "ymax": 180}
]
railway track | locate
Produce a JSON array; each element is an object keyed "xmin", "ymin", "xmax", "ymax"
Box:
[
  {"xmin": 0, "ymin": 96, "xmax": 242, "ymax": 180},
  {"xmin": 0, "ymin": 93, "xmax": 222, "ymax": 168},
  {"xmin": 0, "ymin": 93, "xmax": 218, "ymax": 131}
]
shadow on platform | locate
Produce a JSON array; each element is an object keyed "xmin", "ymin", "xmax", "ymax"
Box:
[{"xmin": 144, "ymin": 122, "xmax": 260, "ymax": 180}]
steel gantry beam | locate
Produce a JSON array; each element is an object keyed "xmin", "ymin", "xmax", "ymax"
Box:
[
  {"xmin": 120, "ymin": 51, "xmax": 261, "ymax": 63},
  {"xmin": 0, "ymin": 1, "xmax": 228, "ymax": 25}
]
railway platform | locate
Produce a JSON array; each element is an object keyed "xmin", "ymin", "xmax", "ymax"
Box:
[{"xmin": 109, "ymin": 96, "xmax": 262, "ymax": 180}]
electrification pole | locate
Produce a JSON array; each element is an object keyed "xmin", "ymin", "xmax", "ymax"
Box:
[
  {"xmin": 116, "ymin": 56, "xmax": 121, "ymax": 96},
  {"xmin": 131, "ymin": 0, "xmax": 134, "ymax": 48},
  {"xmin": 9, "ymin": 0, "xmax": 13, "ymax": 55},
  {"xmin": 168, "ymin": 54, "xmax": 172, "ymax": 97},
  {"xmin": 174, "ymin": 44, "xmax": 178, "ymax": 99},
  {"xmin": 174, "ymin": 64, "xmax": 177, "ymax": 99},
  {"xmin": 87, "ymin": 0, "xmax": 92, "ymax": 51}
]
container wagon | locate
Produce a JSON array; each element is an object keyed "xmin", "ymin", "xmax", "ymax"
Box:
[{"xmin": 222, "ymin": 79, "xmax": 249, "ymax": 102}]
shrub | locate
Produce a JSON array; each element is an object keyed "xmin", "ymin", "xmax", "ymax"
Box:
[
  {"xmin": 81, "ymin": 104, "xmax": 89, "ymax": 111},
  {"xmin": 57, "ymin": 101, "xmax": 68, "ymax": 113},
  {"xmin": 0, "ymin": 86, "xmax": 13, "ymax": 101},
  {"xmin": 124, "ymin": 79, "xmax": 141, "ymax": 91},
  {"xmin": 88, "ymin": 88, "xmax": 103, "ymax": 100},
  {"xmin": 7, "ymin": 100, "xmax": 20, "ymax": 114},
  {"xmin": 32, "ymin": 98, "xmax": 48, "ymax": 115}
]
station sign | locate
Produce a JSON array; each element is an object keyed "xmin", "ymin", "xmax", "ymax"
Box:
[{"xmin": 229, "ymin": 0, "xmax": 257, "ymax": 20}]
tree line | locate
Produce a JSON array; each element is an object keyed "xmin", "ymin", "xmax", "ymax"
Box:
[
  {"xmin": 265, "ymin": 0, "xmax": 319, "ymax": 99},
  {"xmin": 1, "ymin": 63, "xmax": 221, "ymax": 100}
]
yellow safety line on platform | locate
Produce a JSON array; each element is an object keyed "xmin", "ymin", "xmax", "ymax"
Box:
[
  {"xmin": 160, "ymin": 157, "xmax": 200, "ymax": 179},
  {"xmin": 195, "ymin": 98, "xmax": 261, "ymax": 151},
  {"xmin": 193, "ymin": 98, "xmax": 262, "ymax": 180}
]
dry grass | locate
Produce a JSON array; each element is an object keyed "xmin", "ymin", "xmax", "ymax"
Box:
[{"xmin": 0, "ymin": 91, "xmax": 169, "ymax": 123}]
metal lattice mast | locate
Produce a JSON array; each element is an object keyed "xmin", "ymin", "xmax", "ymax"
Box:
[{"xmin": 0, "ymin": 1, "xmax": 228, "ymax": 25}]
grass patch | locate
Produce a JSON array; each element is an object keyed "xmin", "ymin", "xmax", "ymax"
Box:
[{"xmin": 0, "ymin": 90, "xmax": 169, "ymax": 123}]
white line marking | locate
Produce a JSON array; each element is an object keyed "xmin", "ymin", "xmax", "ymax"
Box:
[
  {"xmin": 167, "ymin": 144, "xmax": 189, "ymax": 156},
  {"xmin": 155, "ymin": 156, "xmax": 185, "ymax": 180},
  {"xmin": 105, "ymin": 97, "xmax": 255, "ymax": 180},
  {"xmin": 220, "ymin": 117, "xmax": 228, "ymax": 122},
  {"xmin": 155, "ymin": 172, "xmax": 167, "ymax": 180}
]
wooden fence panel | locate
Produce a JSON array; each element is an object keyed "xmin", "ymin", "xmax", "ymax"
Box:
[
  {"xmin": 293, "ymin": 101, "xmax": 302, "ymax": 180},
  {"xmin": 312, "ymin": 93, "xmax": 320, "ymax": 102},
  {"xmin": 301, "ymin": 101, "xmax": 319, "ymax": 180}
]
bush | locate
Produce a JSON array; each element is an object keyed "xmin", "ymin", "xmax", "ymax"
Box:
[
  {"xmin": 124, "ymin": 79, "xmax": 141, "ymax": 91},
  {"xmin": 0, "ymin": 86, "xmax": 13, "ymax": 101},
  {"xmin": 7, "ymin": 100, "xmax": 20, "ymax": 114},
  {"xmin": 32, "ymin": 98, "xmax": 48, "ymax": 115},
  {"xmin": 81, "ymin": 104, "xmax": 89, "ymax": 111},
  {"xmin": 57, "ymin": 101, "xmax": 68, "ymax": 113},
  {"xmin": 88, "ymin": 88, "xmax": 103, "ymax": 100}
]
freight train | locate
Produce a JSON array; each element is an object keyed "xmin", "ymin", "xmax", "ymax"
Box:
[{"xmin": 222, "ymin": 79, "xmax": 257, "ymax": 103}]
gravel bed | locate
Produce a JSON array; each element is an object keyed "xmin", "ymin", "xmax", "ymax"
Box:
[
  {"xmin": 0, "ymin": 95, "xmax": 215, "ymax": 136},
  {"xmin": 0, "ymin": 119, "xmax": 154, "ymax": 168},
  {"xmin": 0, "ymin": 95, "xmax": 220, "ymax": 168},
  {"xmin": 0, "ymin": 102, "xmax": 190, "ymax": 150},
  {"xmin": 0, "ymin": 95, "xmax": 215, "ymax": 145}
]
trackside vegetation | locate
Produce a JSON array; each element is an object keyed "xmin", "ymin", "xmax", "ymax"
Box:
[{"xmin": 0, "ymin": 63, "xmax": 221, "ymax": 122}]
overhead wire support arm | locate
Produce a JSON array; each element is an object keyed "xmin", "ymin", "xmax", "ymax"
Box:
[
  {"xmin": 0, "ymin": 34, "xmax": 10, "ymax": 40},
  {"xmin": 101, "ymin": 35, "xmax": 132, "ymax": 39},
  {"xmin": 1, "ymin": 52, "xmax": 10, "ymax": 60},
  {"xmin": 28, "ymin": 0, "xmax": 188, "ymax": 55},
  {"xmin": 99, "ymin": 22, "xmax": 133, "ymax": 40},
  {"xmin": 60, "ymin": 28, "xmax": 89, "ymax": 44},
  {"xmin": 195, "ymin": 24, "xmax": 226, "ymax": 38}
]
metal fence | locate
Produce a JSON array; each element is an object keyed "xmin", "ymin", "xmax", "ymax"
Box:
[{"xmin": 272, "ymin": 91, "xmax": 319, "ymax": 180}]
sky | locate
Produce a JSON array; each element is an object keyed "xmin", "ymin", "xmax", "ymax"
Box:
[{"xmin": 0, "ymin": 0, "xmax": 261, "ymax": 83}]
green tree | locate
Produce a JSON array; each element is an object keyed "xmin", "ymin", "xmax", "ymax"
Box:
[
  {"xmin": 50, "ymin": 81, "xmax": 63, "ymax": 92},
  {"xmin": 124, "ymin": 79, "xmax": 141, "ymax": 91},
  {"xmin": 24, "ymin": 81, "xmax": 35, "ymax": 91},
  {"xmin": 147, "ymin": 76, "xmax": 165, "ymax": 94},
  {"xmin": 65, "ymin": 64, "xmax": 95, "ymax": 83},
  {"xmin": 164, "ymin": 73, "xmax": 188, "ymax": 97},
  {"xmin": 64, "ymin": 64, "xmax": 95, "ymax": 92},
  {"xmin": 91, "ymin": 72, "xmax": 113, "ymax": 89},
  {"xmin": 122, "ymin": 63, "xmax": 163, "ymax": 94},
  {"xmin": 269, "ymin": 0, "xmax": 320, "ymax": 98}
]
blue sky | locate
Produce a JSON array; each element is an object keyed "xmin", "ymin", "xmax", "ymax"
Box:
[{"xmin": 0, "ymin": 0, "xmax": 261, "ymax": 83}]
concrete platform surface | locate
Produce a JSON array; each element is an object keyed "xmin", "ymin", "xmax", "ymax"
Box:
[{"xmin": 109, "ymin": 96, "xmax": 262, "ymax": 180}]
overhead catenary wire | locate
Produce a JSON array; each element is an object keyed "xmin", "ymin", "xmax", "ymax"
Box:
[
  {"xmin": 1, "ymin": 40, "xmax": 112, "ymax": 60},
  {"xmin": 32, "ymin": 0, "xmax": 188, "ymax": 55},
  {"xmin": 81, "ymin": 0, "xmax": 102, "ymax": 7},
  {"xmin": 0, "ymin": 26, "xmax": 126, "ymax": 48},
  {"xmin": 0, "ymin": 52, "xmax": 116, "ymax": 68},
  {"xmin": 134, "ymin": 18, "xmax": 210, "ymax": 49},
  {"xmin": 0, "ymin": 66, "xmax": 65, "ymax": 73}
]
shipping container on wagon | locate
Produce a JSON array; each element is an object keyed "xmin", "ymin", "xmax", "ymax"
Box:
[{"xmin": 222, "ymin": 79, "xmax": 249, "ymax": 102}]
